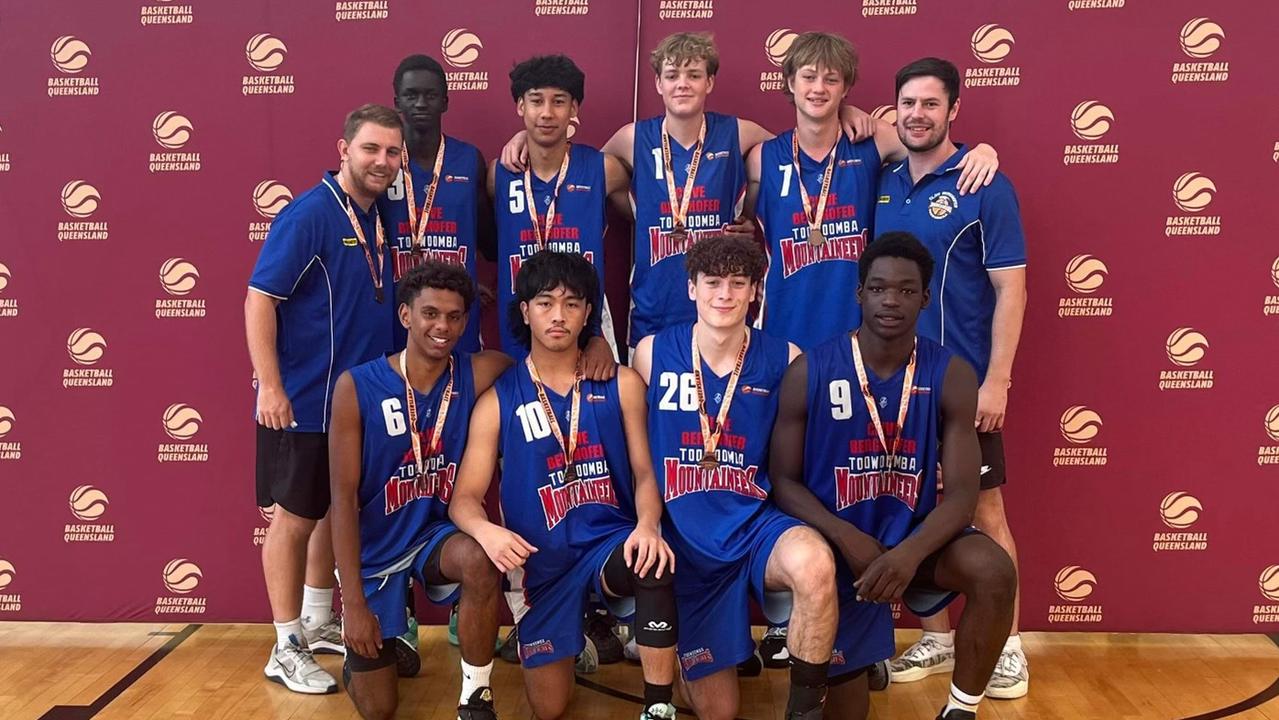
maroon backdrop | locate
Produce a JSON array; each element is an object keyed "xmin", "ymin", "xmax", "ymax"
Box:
[{"xmin": 2, "ymin": 0, "xmax": 1278, "ymax": 631}]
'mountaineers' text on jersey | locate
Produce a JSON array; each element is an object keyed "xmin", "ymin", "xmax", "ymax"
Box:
[
  {"xmin": 802, "ymin": 334, "xmax": 950, "ymax": 547},
  {"xmin": 348, "ymin": 351, "xmax": 476, "ymax": 576},
  {"xmin": 755, "ymin": 131, "xmax": 881, "ymax": 350},
  {"xmin": 630, "ymin": 113, "xmax": 745, "ymax": 344},
  {"xmin": 494, "ymin": 363, "xmax": 636, "ymax": 589},
  {"xmin": 646, "ymin": 324, "xmax": 791, "ymax": 575}
]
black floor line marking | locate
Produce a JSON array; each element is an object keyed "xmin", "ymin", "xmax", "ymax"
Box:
[
  {"xmin": 38, "ymin": 624, "xmax": 201, "ymax": 720},
  {"xmin": 1177, "ymin": 633, "xmax": 1279, "ymax": 720},
  {"xmin": 575, "ymin": 675, "xmax": 749, "ymax": 720}
]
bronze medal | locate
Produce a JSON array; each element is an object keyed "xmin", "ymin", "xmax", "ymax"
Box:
[
  {"xmin": 809, "ymin": 228, "xmax": 826, "ymax": 247},
  {"xmin": 564, "ymin": 465, "xmax": 578, "ymax": 483},
  {"xmin": 699, "ymin": 454, "xmax": 719, "ymax": 471},
  {"xmin": 669, "ymin": 225, "xmax": 689, "ymax": 245}
]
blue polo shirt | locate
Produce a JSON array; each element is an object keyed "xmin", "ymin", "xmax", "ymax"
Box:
[
  {"xmin": 249, "ymin": 172, "xmax": 396, "ymax": 432},
  {"xmin": 874, "ymin": 145, "xmax": 1026, "ymax": 381}
]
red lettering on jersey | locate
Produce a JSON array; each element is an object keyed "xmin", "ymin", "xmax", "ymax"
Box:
[
  {"xmin": 779, "ymin": 230, "xmax": 866, "ymax": 278},
  {"xmin": 395, "ymin": 246, "xmax": 468, "ymax": 281},
  {"xmin": 383, "ymin": 461, "xmax": 458, "ymax": 515},
  {"xmin": 833, "ymin": 467, "xmax": 920, "ymax": 511},
  {"xmin": 662, "ymin": 458, "xmax": 768, "ymax": 503},
  {"xmin": 509, "ymin": 251, "xmax": 595, "ymax": 292},
  {"xmin": 538, "ymin": 475, "xmax": 620, "ymax": 530}
]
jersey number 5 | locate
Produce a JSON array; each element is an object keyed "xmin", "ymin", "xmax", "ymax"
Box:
[
  {"xmin": 508, "ymin": 179, "xmax": 525, "ymax": 214},
  {"xmin": 657, "ymin": 372, "xmax": 699, "ymax": 412}
]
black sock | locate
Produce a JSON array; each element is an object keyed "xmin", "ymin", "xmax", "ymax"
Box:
[
  {"xmin": 644, "ymin": 681, "xmax": 673, "ymax": 706},
  {"xmin": 787, "ymin": 656, "xmax": 830, "ymax": 713}
]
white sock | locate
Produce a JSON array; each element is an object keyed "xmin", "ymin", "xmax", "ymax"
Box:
[
  {"xmin": 459, "ymin": 660, "xmax": 493, "ymax": 704},
  {"xmin": 300, "ymin": 585, "xmax": 333, "ymax": 630},
  {"xmin": 925, "ymin": 630, "xmax": 955, "ymax": 647},
  {"xmin": 274, "ymin": 618, "xmax": 305, "ymax": 649},
  {"xmin": 1004, "ymin": 634, "xmax": 1022, "ymax": 654},
  {"xmin": 945, "ymin": 682, "xmax": 983, "ymax": 714}
]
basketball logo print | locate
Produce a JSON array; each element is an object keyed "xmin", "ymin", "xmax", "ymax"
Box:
[
  {"xmin": 0, "ymin": 262, "xmax": 10, "ymax": 293},
  {"xmin": 51, "ymin": 36, "xmax": 91, "ymax": 74},
  {"xmin": 441, "ymin": 29, "xmax": 482, "ymax": 69},
  {"xmin": 567, "ymin": 116, "xmax": 580, "ymax": 140},
  {"xmin": 0, "ymin": 406, "xmax": 13, "ymax": 439},
  {"xmin": 871, "ymin": 105, "xmax": 897, "ymax": 126},
  {"xmin": 259, "ymin": 504, "xmax": 276, "ymax": 524},
  {"xmin": 764, "ymin": 29, "xmax": 799, "ymax": 67},
  {"xmin": 1173, "ymin": 172, "xmax": 1216, "ymax": 213},
  {"xmin": 1070, "ymin": 101, "xmax": 1114, "ymax": 141},
  {"xmin": 163, "ymin": 559, "xmax": 202, "ymax": 594},
  {"xmin": 1059, "ymin": 406, "xmax": 1102, "ymax": 444},
  {"xmin": 163, "ymin": 403, "xmax": 202, "ymax": 440},
  {"xmin": 1166, "ymin": 328, "xmax": 1208, "ymax": 367},
  {"xmin": 0, "ymin": 560, "xmax": 14, "ymax": 591},
  {"xmin": 1159, "ymin": 491, "xmax": 1202, "ymax": 529},
  {"xmin": 159, "ymin": 259, "xmax": 199, "ymax": 296},
  {"xmin": 1266, "ymin": 405, "xmax": 1279, "ymax": 443},
  {"xmin": 245, "ymin": 33, "xmax": 287, "ymax": 72},
  {"xmin": 971, "ymin": 24, "xmax": 1014, "ymax": 64},
  {"xmin": 1180, "ymin": 18, "xmax": 1224, "ymax": 59},
  {"xmin": 1270, "ymin": 257, "xmax": 1279, "ymax": 289},
  {"xmin": 152, "ymin": 112, "xmax": 193, "ymax": 150},
  {"xmin": 69, "ymin": 485, "xmax": 109, "ymax": 521},
  {"xmin": 1261, "ymin": 566, "xmax": 1279, "ymax": 602},
  {"xmin": 1054, "ymin": 565, "xmax": 1097, "ymax": 602},
  {"xmin": 61, "ymin": 180, "xmax": 101, "ymax": 218},
  {"xmin": 253, "ymin": 180, "xmax": 293, "ymax": 219},
  {"xmin": 1065, "ymin": 255, "xmax": 1108, "ymax": 294},
  {"xmin": 67, "ymin": 328, "xmax": 107, "ymax": 365}
]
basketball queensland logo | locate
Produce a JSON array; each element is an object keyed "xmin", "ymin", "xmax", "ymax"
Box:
[
  {"xmin": 156, "ymin": 558, "xmax": 206, "ymax": 615},
  {"xmin": 0, "ymin": 559, "xmax": 20, "ymax": 613},
  {"xmin": 1067, "ymin": 0, "xmax": 1122, "ymax": 9},
  {"xmin": 1153, "ymin": 491, "xmax": 1207, "ymax": 552},
  {"xmin": 0, "ymin": 122, "xmax": 11, "ymax": 173},
  {"xmin": 0, "ymin": 262, "xmax": 17, "ymax": 319},
  {"xmin": 1264, "ymin": 257, "xmax": 1279, "ymax": 317},
  {"xmin": 335, "ymin": 0, "xmax": 388, "ymax": 22},
  {"xmin": 441, "ymin": 29, "xmax": 488, "ymax": 91},
  {"xmin": 149, "ymin": 112, "xmax": 200, "ymax": 173},
  {"xmin": 1172, "ymin": 18, "xmax": 1228, "ymax": 84},
  {"xmin": 1258, "ymin": 405, "xmax": 1279, "ymax": 467},
  {"xmin": 156, "ymin": 258, "xmax": 206, "ymax": 319},
  {"xmin": 253, "ymin": 504, "xmax": 275, "ymax": 547},
  {"xmin": 758, "ymin": 29, "xmax": 797, "ymax": 93},
  {"xmin": 63, "ymin": 328, "xmax": 114, "ymax": 388},
  {"xmin": 0, "ymin": 406, "xmax": 19, "ymax": 461},
  {"xmin": 862, "ymin": 0, "xmax": 915, "ymax": 17},
  {"xmin": 657, "ymin": 0, "xmax": 712, "ymax": 19},
  {"xmin": 1166, "ymin": 172, "xmax": 1220, "ymax": 237},
  {"xmin": 1159, "ymin": 328, "xmax": 1213, "ymax": 391},
  {"xmin": 1048, "ymin": 565, "xmax": 1102, "ymax": 624},
  {"xmin": 965, "ymin": 24, "xmax": 1020, "ymax": 88},
  {"xmin": 870, "ymin": 105, "xmax": 897, "ymax": 127},
  {"xmin": 58, "ymin": 180, "xmax": 110, "ymax": 242},
  {"xmin": 533, "ymin": 0, "xmax": 589, "ymax": 15},
  {"xmin": 1253, "ymin": 566, "xmax": 1279, "ymax": 625},
  {"xmin": 158, "ymin": 403, "xmax": 209, "ymax": 463},
  {"xmin": 248, "ymin": 180, "xmax": 293, "ymax": 242},
  {"xmin": 140, "ymin": 1, "xmax": 193, "ymax": 25},
  {"xmin": 1059, "ymin": 254, "xmax": 1112, "ymax": 318},
  {"xmin": 1053, "ymin": 405, "xmax": 1106, "ymax": 467},
  {"xmin": 1063, "ymin": 101, "xmax": 1118, "ymax": 166},
  {"xmin": 66, "ymin": 485, "xmax": 115, "ymax": 543},
  {"xmin": 48, "ymin": 36, "xmax": 100, "ymax": 97},
  {"xmin": 242, "ymin": 33, "xmax": 294, "ymax": 95}
]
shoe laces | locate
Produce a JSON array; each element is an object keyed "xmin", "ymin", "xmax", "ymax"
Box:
[
  {"xmin": 280, "ymin": 643, "xmax": 326, "ymax": 677},
  {"xmin": 764, "ymin": 626, "xmax": 788, "ymax": 640},
  {"xmin": 905, "ymin": 635, "xmax": 945, "ymax": 661},
  {"xmin": 995, "ymin": 648, "xmax": 1025, "ymax": 677}
]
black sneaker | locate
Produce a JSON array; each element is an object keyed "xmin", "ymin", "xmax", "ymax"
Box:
[
  {"xmin": 936, "ymin": 709, "xmax": 976, "ymax": 720},
  {"xmin": 395, "ymin": 635, "xmax": 421, "ymax": 678},
  {"xmin": 736, "ymin": 648, "xmax": 763, "ymax": 677},
  {"xmin": 458, "ymin": 686, "xmax": 497, "ymax": 720},
  {"xmin": 760, "ymin": 625, "xmax": 789, "ymax": 668},
  {"xmin": 498, "ymin": 626, "xmax": 520, "ymax": 664},
  {"xmin": 868, "ymin": 659, "xmax": 890, "ymax": 691},
  {"xmin": 785, "ymin": 704, "xmax": 824, "ymax": 720},
  {"xmin": 584, "ymin": 609, "xmax": 624, "ymax": 664}
]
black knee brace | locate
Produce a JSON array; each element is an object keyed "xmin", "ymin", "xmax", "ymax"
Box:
[{"xmin": 602, "ymin": 543, "xmax": 677, "ymax": 648}]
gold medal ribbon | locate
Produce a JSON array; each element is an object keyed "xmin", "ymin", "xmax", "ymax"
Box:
[
  {"xmin": 661, "ymin": 117, "xmax": 707, "ymax": 235},
  {"xmin": 791, "ymin": 131, "xmax": 837, "ymax": 244},
  {"xmin": 525, "ymin": 355, "xmax": 583, "ymax": 481},
  {"xmin": 336, "ymin": 174, "xmax": 387, "ymax": 303},
  {"xmin": 401, "ymin": 136, "xmax": 447, "ymax": 259},
  {"xmin": 399, "ymin": 350, "xmax": 454, "ymax": 477},
  {"xmin": 691, "ymin": 326, "xmax": 750, "ymax": 468},
  {"xmin": 849, "ymin": 332, "xmax": 917, "ymax": 480},
  {"xmin": 523, "ymin": 145, "xmax": 572, "ymax": 251}
]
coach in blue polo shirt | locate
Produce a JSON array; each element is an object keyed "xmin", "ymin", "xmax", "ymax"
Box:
[
  {"xmin": 873, "ymin": 57, "xmax": 1030, "ymax": 709},
  {"xmin": 246, "ymin": 104, "xmax": 402, "ymax": 696}
]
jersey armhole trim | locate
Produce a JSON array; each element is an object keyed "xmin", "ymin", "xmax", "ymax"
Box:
[{"xmin": 248, "ymin": 285, "xmax": 287, "ymax": 301}]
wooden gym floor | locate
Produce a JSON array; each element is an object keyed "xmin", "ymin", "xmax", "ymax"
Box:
[{"xmin": 1, "ymin": 623, "xmax": 1277, "ymax": 719}]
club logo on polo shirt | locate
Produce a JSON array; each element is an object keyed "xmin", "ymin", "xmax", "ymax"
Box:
[
  {"xmin": 441, "ymin": 29, "xmax": 489, "ymax": 91},
  {"xmin": 1049, "ymin": 565, "xmax": 1102, "ymax": 624},
  {"xmin": 1067, "ymin": 0, "xmax": 1123, "ymax": 9},
  {"xmin": 0, "ymin": 262, "xmax": 16, "ymax": 319},
  {"xmin": 1259, "ymin": 405, "xmax": 1279, "ymax": 467},
  {"xmin": 63, "ymin": 328, "xmax": 114, "ymax": 389},
  {"xmin": 965, "ymin": 24, "xmax": 1020, "ymax": 88},
  {"xmin": 140, "ymin": 1, "xmax": 194, "ymax": 26},
  {"xmin": 156, "ymin": 258, "xmax": 206, "ymax": 319},
  {"xmin": 66, "ymin": 485, "xmax": 115, "ymax": 543},
  {"xmin": 0, "ymin": 406, "xmax": 19, "ymax": 461},
  {"xmin": 533, "ymin": 0, "xmax": 590, "ymax": 16},
  {"xmin": 335, "ymin": 0, "xmax": 388, "ymax": 22},
  {"xmin": 1064, "ymin": 101, "xmax": 1119, "ymax": 165},
  {"xmin": 157, "ymin": 558, "xmax": 206, "ymax": 615},
  {"xmin": 870, "ymin": 105, "xmax": 897, "ymax": 126},
  {"xmin": 1158, "ymin": 328, "xmax": 1213, "ymax": 391},
  {"xmin": 242, "ymin": 33, "xmax": 294, "ymax": 95},
  {"xmin": 927, "ymin": 191, "xmax": 958, "ymax": 220},
  {"xmin": 758, "ymin": 29, "xmax": 796, "ymax": 93},
  {"xmin": 1172, "ymin": 18, "xmax": 1228, "ymax": 84},
  {"xmin": 49, "ymin": 36, "xmax": 100, "ymax": 97},
  {"xmin": 58, "ymin": 181, "xmax": 110, "ymax": 242},
  {"xmin": 1053, "ymin": 406, "xmax": 1106, "ymax": 467},
  {"xmin": 0, "ymin": 559, "xmax": 20, "ymax": 614},
  {"xmin": 1256, "ymin": 566, "xmax": 1279, "ymax": 625},
  {"xmin": 1153, "ymin": 491, "xmax": 1207, "ymax": 553},
  {"xmin": 1166, "ymin": 172, "xmax": 1220, "ymax": 237},
  {"xmin": 159, "ymin": 403, "xmax": 209, "ymax": 463},
  {"xmin": 1058, "ymin": 254, "xmax": 1112, "ymax": 318},
  {"xmin": 1264, "ymin": 257, "xmax": 1279, "ymax": 317},
  {"xmin": 253, "ymin": 505, "xmax": 275, "ymax": 547},
  {"xmin": 149, "ymin": 112, "xmax": 201, "ymax": 173},
  {"xmin": 658, "ymin": 0, "xmax": 713, "ymax": 19},
  {"xmin": 248, "ymin": 180, "xmax": 293, "ymax": 242}
]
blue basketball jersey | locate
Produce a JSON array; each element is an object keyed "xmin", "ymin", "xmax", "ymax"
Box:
[
  {"xmin": 755, "ymin": 131, "xmax": 882, "ymax": 350},
  {"xmin": 630, "ymin": 113, "xmax": 745, "ymax": 344},
  {"xmin": 802, "ymin": 334, "xmax": 950, "ymax": 546},
  {"xmin": 495, "ymin": 362, "xmax": 636, "ymax": 590},
  {"xmin": 347, "ymin": 351, "xmax": 476, "ymax": 576},
  {"xmin": 378, "ymin": 137, "xmax": 483, "ymax": 353},
  {"xmin": 646, "ymin": 324, "xmax": 792, "ymax": 575},
  {"xmin": 494, "ymin": 143, "xmax": 609, "ymax": 357}
]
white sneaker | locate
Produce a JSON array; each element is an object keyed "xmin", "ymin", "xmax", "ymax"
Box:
[
  {"xmin": 575, "ymin": 635, "xmax": 599, "ymax": 673},
  {"xmin": 623, "ymin": 631, "xmax": 640, "ymax": 662},
  {"xmin": 889, "ymin": 634, "xmax": 954, "ymax": 682},
  {"xmin": 264, "ymin": 642, "xmax": 338, "ymax": 694},
  {"xmin": 304, "ymin": 617, "xmax": 345, "ymax": 655},
  {"xmin": 986, "ymin": 647, "xmax": 1029, "ymax": 699}
]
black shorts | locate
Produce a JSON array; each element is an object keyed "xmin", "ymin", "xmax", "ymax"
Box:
[
  {"xmin": 255, "ymin": 424, "xmax": 330, "ymax": 520},
  {"xmin": 977, "ymin": 431, "xmax": 1007, "ymax": 490}
]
